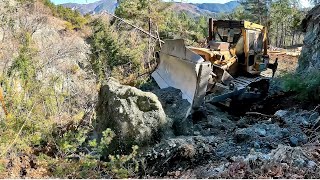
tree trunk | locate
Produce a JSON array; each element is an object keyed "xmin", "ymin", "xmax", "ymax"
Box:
[
  {"xmin": 280, "ymin": 22, "xmax": 284, "ymax": 47},
  {"xmin": 147, "ymin": 2, "xmax": 152, "ymax": 70},
  {"xmin": 147, "ymin": 17, "xmax": 152, "ymax": 70},
  {"xmin": 155, "ymin": 23, "xmax": 161, "ymax": 48},
  {"xmin": 283, "ymin": 23, "xmax": 287, "ymax": 47},
  {"xmin": 291, "ymin": 31, "xmax": 295, "ymax": 46},
  {"xmin": 275, "ymin": 22, "xmax": 279, "ymax": 47}
]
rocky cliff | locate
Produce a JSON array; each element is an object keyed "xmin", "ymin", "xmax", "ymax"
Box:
[
  {"xmin": 0, "ymin": 0, "xmax": 96, "ymax": 123},
  {"xmin": 298, "ymin": 5, "xmax": 320, "ymax": 73}
]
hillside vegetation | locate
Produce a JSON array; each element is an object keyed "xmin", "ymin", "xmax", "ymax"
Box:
[
  {"xmin": 0, "ymin": 0, "xmax": 209, "ymax": 178},
  {"xmin": 0, "ymin": 0, "xmax": 319, "ymax": 178}
]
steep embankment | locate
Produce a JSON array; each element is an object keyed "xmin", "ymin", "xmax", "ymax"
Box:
[
  {"xmin": 0, "ymin": 0, "xmax": 96, "ymax": 118},
  {"xmin": 0, "ymin": 1, "xmax": 99, "ymax": 178}
]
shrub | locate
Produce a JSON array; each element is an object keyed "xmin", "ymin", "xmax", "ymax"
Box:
[
  {"xmin": 88, "ymin": 19, "xmax": 145, "ymax": 85},
  {"xmin": 0, "ymin": 31, "xmax": 140, "ymax": 178},
  {"xmin": 282, "ymin": 70, "xmax": 320, "ymax": 101}
]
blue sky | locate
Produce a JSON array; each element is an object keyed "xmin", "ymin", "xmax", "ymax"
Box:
[{"xmin": 51, "ymin": 0, "xmax": 311, "ymax": 7}]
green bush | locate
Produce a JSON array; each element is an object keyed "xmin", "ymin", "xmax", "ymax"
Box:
[
  {"xmin": 88, "ymin": 19, "xmax": 144, "ymax": 85},
  {"xmin": 7, "ymin": 33, "xmax": 36, "ymax": 82},
  {"xmin": 282, "ymin": 70, "xmax": 320, "ymax": 101},
  {"xmin": 0, "ymin": 31, "xmax": 140, "ymax": 178}
]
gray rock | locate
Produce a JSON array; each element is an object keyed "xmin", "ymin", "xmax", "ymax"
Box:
[
  {"xmin": 281, "ymin": 128, "xmax": 290, "ymax": 137},
  {"xmin": 261, "ymin": 154, "xmax": 271, "ymax": 160},
  {"xmin": 307, "ymin": 160, "xmax": 317, "ymax": 169},
  {"xmin": 289, "ymin": 134, "xmax": 307, "ymax": 147},
  {"xmin": 96, "ymin": 78, "xmax": 169, "ymax": 153},
  {"xmin": 289, "ymin": 136, "xmax": 299, "ymax": 146},
  {"xmin": 194, "ymin": 131, "xmax": 201, "ymax": 136},
  {"xmin": 253, "ymin": 141, "xmax": 260, "ymax": 149},
  {"xmin": 256, "ymin": 128, "xmax": 267, "ymax": 137},
  {"xmin": 206, "ymin": 115, "xmax": 236, "ymax": 132},
  {"xmin": 235, "ymin": 129, "xmax": 252, "ymax": 142},
  {"xmin": 293, "ymin": 158, "xmax": 305, "ymax": 167},
  {"xmin": 275, "ymin": 110, "xmax": 288, "ymax": 118},
  {"xmin": 234, "ymin": 123, "xmax": 283, "ymax": 144}
]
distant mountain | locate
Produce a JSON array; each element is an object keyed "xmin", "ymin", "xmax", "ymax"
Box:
[
  {"xmin": 61, "ymin": 0, "xmax": 240, "ymax": 17},
  {"xmin": 170, "ymin": 1, "xmax": 240, "ymax": 17},
  {"xmin": 193, "ymin": 1, "xmax": 240, "ymax": 14},
  {"xmin": 170, "ymin": 2, "xmax": 216, "ymax": 17},
  {"xmin": 62, "ymin": 0, "xmax": 118, "ymax": 15}
]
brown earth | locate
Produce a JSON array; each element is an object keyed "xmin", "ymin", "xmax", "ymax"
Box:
[{"xmin": 261, "ymin": 51, "xmax": 299, "ymax": 78}]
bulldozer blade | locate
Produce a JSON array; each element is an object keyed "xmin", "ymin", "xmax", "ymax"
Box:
[{"xmin": 152, "ymin": 39, "xmax": 211, "ymax": 109}]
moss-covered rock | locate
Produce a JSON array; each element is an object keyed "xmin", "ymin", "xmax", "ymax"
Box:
[{"xmin": 96, "ymin": 78, "xmax": 169, "ymax": 153}]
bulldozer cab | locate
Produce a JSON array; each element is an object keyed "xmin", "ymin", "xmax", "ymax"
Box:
[{"xmin": 208, "ymin": 19, "xmax": 269, "ymax": 75}]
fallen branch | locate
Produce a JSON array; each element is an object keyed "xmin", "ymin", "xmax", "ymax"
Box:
[
  {"xmin": 102, "ymin": 11, "xmax": 164, "ymax": 44},
  {"xmin": 313, "ymin": 105, "xmax": 320, "ymax": 112},
  {"xmin": 245, "ymin": 112, "xmax": 285, "ymax": 125},
  {"xmin": 245, "ymin": 112, "xmax": 275, "ymax": 118}
]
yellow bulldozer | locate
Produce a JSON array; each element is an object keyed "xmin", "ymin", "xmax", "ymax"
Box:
[{"xmin": 152, "ymin": 19, "xmax": 278, "ymax": 110}]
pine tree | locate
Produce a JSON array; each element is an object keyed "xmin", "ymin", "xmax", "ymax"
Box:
[{"xmin": 239, "ymin": 0, "xmax": 271, "ymax": 25}]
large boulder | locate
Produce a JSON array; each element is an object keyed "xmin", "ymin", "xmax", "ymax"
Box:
[
  {"xmin": 96, "ymin": 78, "xmax": 169, "ymax": 153},
  {"xmin": 299, "ymin": 5, "xmax": 320, "ymax": 72}
]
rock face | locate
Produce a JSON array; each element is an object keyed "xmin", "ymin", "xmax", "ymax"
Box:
[
  {"xmin": 0, "ymin": 1, "xmax": 97, "ymax": 121},
  {"xmin": 298, "ymin": 5, "xmax": 320, "ymax": 72},
  {"xmin": 96, "ymin": 78, "xmax": 169, "ymax": 153}
]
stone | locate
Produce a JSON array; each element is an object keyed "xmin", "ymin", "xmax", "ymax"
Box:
[
  {"xmin": 235, "ymin": 129, "xmax": 251, "ymax": 142},
  {"xmin": 256, "ymin": 128, "xmax": 267, "ymax": 137},
  {"xmin": 281, "ymin": 128, "xmax": 290, "ymax": 137},
  {"xmin": 96, "ymin": 78, "xmax": 169, "ymax": 153},
  {"xmin": 307, "ymin": 160, "xmax": 317, "ymax": 169},
  {"xmin": 275, "ymin": 110, "xmax": 288, "ymax": 118},
  {"xmin": 253, "ymin": 141, "xmax": 260, "ymax": 149},
  {"xmin": 234, "ymin": 123, "xmax": 284, "ymax": 145},
  {"xmin": 289, "ymin": 136, "xmax": 299, "ymax": 147},
  {"xmin": 293, "ymin": 158, "xmax": 305, "ymax": 167}
]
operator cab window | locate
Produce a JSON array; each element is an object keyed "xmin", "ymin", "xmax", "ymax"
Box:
[
  {"xmin": 248, "ymin": 30, "xmax": 263, "ymax": 53},
  {"xmin": 215, "ymin": 28, "xmax": 242, "ymax": 45}
]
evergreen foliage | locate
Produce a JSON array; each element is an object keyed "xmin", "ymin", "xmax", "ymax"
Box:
[
  {"xmin": 41, "ymin": 0, "xmax": 88, "ymax": 29},
  {"xmin": 88, "ymin": 18, "xmax": 145, "ymax": 85}
]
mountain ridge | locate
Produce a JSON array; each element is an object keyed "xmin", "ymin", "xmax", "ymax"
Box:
[{"xmin": 61, "ymin": 0, "xmax": 240, "ymax": 16}]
